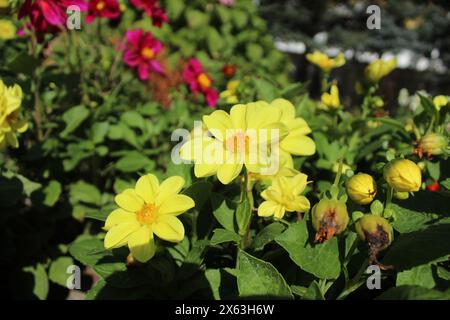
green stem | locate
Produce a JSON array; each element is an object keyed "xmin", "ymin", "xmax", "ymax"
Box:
[
  {"xmin": 333, "ymin": 159, "xmax": 344, "ymax": 187},
  {"xmin": 336, "ymin": 259, "xmax": 369, "ymax": 300}
]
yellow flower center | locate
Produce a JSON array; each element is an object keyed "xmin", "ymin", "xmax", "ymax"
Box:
[
  {"xmin": 96, "ymin": 1, "xmax": 106, "ymax": 10},
  {"xmin": 141, "ymin": 47, "xmax": 155, "ymax": 60},
  {"xmin": 137, "ymin": 203, "xmax": 157, "ymax": 225},
  {"xmin": 225, "ymin": 131, "xmax": 250, "ymax": 154},
  {"xmin": 197, "ymin": 73, "xmax": 211, "ymax": 89}
]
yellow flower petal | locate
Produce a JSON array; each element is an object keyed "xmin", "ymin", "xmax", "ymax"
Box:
[
  {"xmin": 104, "ymin": 208, "xmax": 137, "ymax": 231},
  {"xmin": 115, "ymin": 188, "xmax": 144, "ymax": 212},
  {"xmin": 153, "ymin": 215, "xmax": 185, "ymax": 242},
  {"xmin": 257, "ymin": 200, "xmax": 280, "ymax": 217},
  {"xmin": 128, "ymin": 226, "xmax": 155, "ymax": 262},
  {"xmin": 246, "ymin": 102, "xmax": 281, "ymax": 129},
  {"xmin": 287, "ymin": 195, "xmax": 310, "ymax": 212},
  {"xmin": 229, "ymin": 104, "xmax": 247, "ymax": 129},
  {"xmin": 203, "ymin": 110, "xmax": 233, "ymax": 141},
  {"xmin": 217, "ymin": 162, "xmax": 243, "ymax": 184},
  {"xmin": 280, "ymin": 134, "xmax": 316, "ymax": 156},
  {"xmin": 104, "ymin": 221, "xmax": 140, "ymax": 249},
  {"xmin": 291, "ymin": 173, "xmax": 308, "ymax": 195},
  {"xmin": 156, "ymin": 176, "xmax": 185, "ymax": 206},
  {"xmin": 158, "ymin": 194, "xmax": 195, "ymax": 216},
  {"xmin": 135, "ymin": 174, "xmax": 159, "ymax": 204},
  {"xmin": 271, "ymin": 98, "xmax": 295, "ymax": 123},
  {"xmin": 287, "ymin": 118, "xmax": 312, "ymax": 135},
  {"xmin": 194, "ymin": 162, "xmax": 220, "ymax": 177}
]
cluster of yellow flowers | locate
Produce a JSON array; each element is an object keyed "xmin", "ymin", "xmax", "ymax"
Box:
[{"xmin": 0, "ymin": 80, "xmax": 27, "ymax": 149}]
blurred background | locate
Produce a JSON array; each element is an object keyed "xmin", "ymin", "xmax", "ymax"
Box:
[{"xmin": 257, "ymin": 0, "xmax": 450, "ymax": 109}]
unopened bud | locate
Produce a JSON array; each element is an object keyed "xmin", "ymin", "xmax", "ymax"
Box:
[
  {"xmin": 383, "ymin": 159, "xmax": 422, "ymax": 192},
  {"xmin": 346, "ymin": 173, "xmax": 377, "ymax": 205}
]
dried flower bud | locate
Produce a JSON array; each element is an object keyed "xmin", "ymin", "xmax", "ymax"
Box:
[{"xmin": 312, "ymin": 199, "xmax": 349, "ymax": 243}]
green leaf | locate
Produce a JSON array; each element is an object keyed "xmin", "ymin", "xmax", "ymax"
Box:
[
  {"xmin": 91, "ymin": 122, "xmax": 110, "ymax": 144},
  {"xmin": 86, "ymin": 204, "xmax": 115, "ymax": 222},
  {"xmin": 246, "ymin": 43, "xmax": 264, "ymax": 61},
  {"xmin": 70, "ymin": 181, "xmax": 102, "ymax": 206},
  {"xmin": 302, "ymin": 281, "xmax": 326, "ymax": 300},
  {"xmin": 60, "ymin": 105, "xmax": 90, "ymax": 138},
  {"xmin": 18, "ymin": 264, "xmax": 49, "ymax": 300},
  {"xmin": 391, "ymin": 203, "xmax": 439, "ymax": 233},
  {"xmin": 166, "ymin": 0, "xmax": 185, "ymax": 19},
  {"xmin": 233, "ymin": 9, "xmax": 248, "ymax": 28},
  {"xmin": 43, "ymin": 180, "xmax": 62, "ymax": 207},
  {"xmin": 383, "ymin": 224, "xmax": 450, "ymax": 271},
  {"xmin": 427, "ymin": 161, "xmax": 440, "ymax": 181},
  {"xmin": 441, "ymin": 178, "xmax": 450, "ymax": 190},
  {"xmin": 49, "ymin": 256, "xmax": 74, "ymax": 287},
  {"xmin": 115, "ymin": 152, "xmax": 153, "ymax": 172},
  {"xmin": 211, "ymin": 193, "xmax": 236, "ymax": 232},
  {"xmin": 254, "ymin": 78, "xmax": 278, "ymax": 101},
  {"xmin": 210, "ymin": 228, "xmax": 241, "ymax": 246},
  {"xmin": 275, "ymin": 221, "xmax": 341, "ymax": 279},
  {"xmin": 237, "ymin": 250, "xmax": 293, "ymax": 299},
  {"xmin": 396, "ymin": 264, "xmax": 436, "ymax": 289},
  {"xmin": 250, "ymin": 222, "xmax": 285, "ymax": 251},
  {"xmin": 121, "ymin": 111, "xmax": 146, "ymax": 131},
  {"xmin": 376, "ymin": 285, "xmax": 450, "ymax": 300},
  {"xmin": 236, "ymin": 197, "xmax": 251, "ymax": 236},
  {"xmin": 207, "ymin": 27, "xmax": 223, "ymax": 55},
  {"xmin": 166, "ymin": 162, "xmax": 193, "ymax": 186}
]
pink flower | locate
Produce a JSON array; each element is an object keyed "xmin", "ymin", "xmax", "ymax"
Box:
[
  {"xmin": 86, "ymin": 0, "xmax": 121, "ymax": 23},
  {"xmin": 183, "ymin": 58, "xmax": 219, "ymax": 108},
  {"xmin": 130, "ymin": 0, "xmax": 169, "ymax": 27},
  {"xmin": 18, "ymin": 0, "xmax": 87, "ymax": 36},
  {"xmin": 123, "ymin": 29, "xmax": 164, "ymax": 81},
  {"xmin": 219, "ymin": 0, "xmax": 235, "ymax": 6}
]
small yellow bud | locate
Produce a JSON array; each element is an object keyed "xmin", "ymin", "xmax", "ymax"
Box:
[
  {"xmin": 346, "ymin": 173, "xmax": 377, "ymax": 205},
  {"xmin": 312, "ymin": 199, "xmax": 349, "ymax": 243},
  {"xmin": 433, "ymin": 95, "xmax": 448, "ymax": 111},
  {"xmin": 393, "ymin": 190, "xmax": 409, "ymax": 200},
  {"xmin": 418, "ymin": 133, "xmax": 448, "ymax": 157},
  {"xmin": 383, "ymin": 159, "xmax": 422, "ymax": 192},
  {"xmin": 321, "ymin": 84, "xmax": 341, "ymax": 109}
]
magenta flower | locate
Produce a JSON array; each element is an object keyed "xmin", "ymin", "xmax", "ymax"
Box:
[
  {"xmin": 130, "ymin": 0, "xmax": 169, "ymax": 27},
  {"xmin": 123, "ymin": 29, "xmax": 164, "ymax": 81},
  {"xmin": 86, "ymin": 0, "xmax": 121, "ymax": 24},
  {"xmin": 18, "ymin": 0, "xmax": 87, "ymax": 36},
  {"xmin": 183, "ymin": 58, "xmax": 219, "ymax": 108}
]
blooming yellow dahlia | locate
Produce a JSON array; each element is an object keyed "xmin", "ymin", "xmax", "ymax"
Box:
[
  {"xmin": 0, "ymin": 80, "xmax": 28, "ymax": 149},
  {"xmin": 306, "ymin": 51, "xmax": 345, "ymax": 72},
  {"xmin": 103, "ymin": 174, "xmax": 195, "ymax": 262},
  {"xmin": 258, "ymin": 172, "xmax": 310, "ymax": 219},
  {"xmin": 180, "ymin": 101, "xmax": 288, "ymax": 184}
]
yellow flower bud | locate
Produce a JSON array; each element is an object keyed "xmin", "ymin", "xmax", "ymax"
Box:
[
  {"xmin": 433, "ymin": 95, "xmax": 448, "ymax": 111},
  {"xmin": 312, "ymin": 199, "xmax": 349, "ymax": 243},
  {"xmin": 419, "ymin": 133, "xmax": 448, "ymax": 157},
  {"xmin": 365, "ymin": 58, "xmax": 396, "ymax": 83},
  {"xmin": 346, "ymin": 173, "xmax": 377, "ymax": 205},
  {"xmin": 321, "ymin": 84, "xmax": 340, "ymax": 109},
  {"xmin": 383, "ymin": 159, "xmax": 422, "ymax": 192},
  {"xmin": 393, "ymin": 190, "xmax": 409, "ymax": 200}
]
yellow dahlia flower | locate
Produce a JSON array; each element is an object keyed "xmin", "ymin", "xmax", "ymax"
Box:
[
  {"xmin": 0, "ymin": 20, "xmax": 15, "ymax": 40},
  {"xmin": 365, "ymin": 58, "xmax": 396, "ymax": 83},
  {"xmin": 257, "ymin": 172, "xmax": 310, "ymax": 219},
  {"xmin": 306, "ymin": 51, "xmax": 345, "ymax": 72},
  {"xmin": 321, "ymin": 84, "xmax": 341, "ymax": 109},
  {"xmin": 180, "ymin": 101, "xmax": 288, "ymax": 184},
  {"xmin": 104, "ymin": 174, "xmax": 195, "ymax": 263},
  {"xmin": 0, "ymin": 80, "xmax": 28, "ymax": 149}
]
